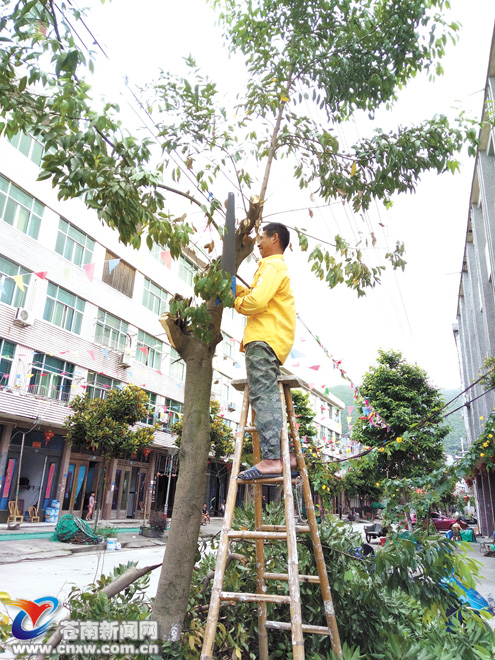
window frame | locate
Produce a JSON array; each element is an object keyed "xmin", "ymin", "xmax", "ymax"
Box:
[
  {"xmin": 136, "ymin": 329, "xmax": 163, "ymax": 370},
  {"xmin": 29, "ymin": 352, "xmax": 75, "ymax": 402},
  {"xmin": 0, "ymin": 175, "xmax": 44, "ymax": 239},
  {"xmin": 94, "ymin": 309, "xmax": 128, "ymax": 351},
  {"xmin": 86, "ymin": 372, "xmax": 122, "ymax": 400},
  {"xmin": 169, "ymin": 347, "xmax": 186, "ymax": 381},
  {"xmin": 141, "ymin": 391, "xmax": 157, "ymax": 425},
  {"xmin": 55, "ymin": 218, "xmax": 95, "ymax": 267},
  {"xmin": 178, "ymin": 256, "xmax": 197, "ymax": 286},
  {"xmin": 0, "ymin": 338, "xmax": 16, "ymax": 388},
  {"xmin": 43, "ymin": 282, "xmax": 85, "ymax": 335},
  {"xmin": 0, "ymin": 255, "xmax": 31, "ymax": 308},
  {"xmin": 8, "ymin": 131, "xmax": 44, "ymax": 166},
  {"xmin": 143, "ymin": 277, "xmax": 169, "ymax": 315}
]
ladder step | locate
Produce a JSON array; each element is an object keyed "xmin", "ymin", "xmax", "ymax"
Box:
[
  {"xmin": 261, "ymin": 524, "xmax": 311, "ymax": 533},
  {"xmin": 265, "ymin": 621, "xmax": 331, "ymax": 636},
  {"xmin": 264, "ymin": 572, "xmax": 320, "ymax": 584},
  {"xmin": 220, "ymin": 592, "xmax": 291, "ymax": 605},
  {"xmin": 243, "ymin": 426, "xmax": 257, "ymax": 432},
  {"xmin": 236, "ymin": 476, "xmax": 300, "ymax": 484},
  {"xmin": 228, "ymin": 530, "xmax": 287, "ymax": 540}
]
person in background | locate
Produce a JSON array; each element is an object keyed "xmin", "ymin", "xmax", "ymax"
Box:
[
  {"xmin": 202, "ymin": 503, "xmax": 211, "ymax": 525},
  {"xmin": 86, "ymin": 492, "xmax": 95, "ymax": 521}
]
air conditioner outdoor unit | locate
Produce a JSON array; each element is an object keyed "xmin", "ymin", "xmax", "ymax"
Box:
[
  {"xmin": 13, "ymin": 308, "xmax": 34, "ymax": 327},
  {"xmin": 118, "ymin": 347, "xmax": 134, "ymax": 368},
  {"xmin": 228, "ymin": 401, "xmax": 236, "ymax": 411}
]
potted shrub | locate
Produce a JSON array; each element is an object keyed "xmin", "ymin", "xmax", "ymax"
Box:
[{"xmin": 140, "ymin": 510, "xmax": 167, "ymax": 538}]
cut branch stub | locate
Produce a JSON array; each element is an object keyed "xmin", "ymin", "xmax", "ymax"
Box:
[{"xmin": 235, "ymin": 195, "xmax": 263, "ymax": 269}]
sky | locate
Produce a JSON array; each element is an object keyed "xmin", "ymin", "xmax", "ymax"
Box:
[{"xmin": 78, "ymin": 0, "xmax": 495, "ymax": 392}]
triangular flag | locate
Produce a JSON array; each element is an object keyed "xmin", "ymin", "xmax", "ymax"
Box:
[
  {"xmin": 108, "ymin": 258, "xmax": 120, "ymax": 274},
  {"xmin": 83, "ymin": 263, "xmax": 95, "ymax": 282},
  {"xmin": 347, "ymin": 416, "xmax": 352, "ymax": 424},
  {"xmin": 347, "ymin": 406, "xmax": 353, "ymax": 415},
  {"xmin": 309, "ymin": 365, "xmax": 320, "ymax": 371},
  {"xmin": 160, "ymin": 250, "xmax": 172, "ymax": 269},
  {"xmin": 35, "ymin": 271, "xmax": 48, "ymax": 280},
  {"xmin": 62, "ymin": 266, "xmax": 72, "ymax": 283},
  {"xmin": 88, "ymin": 350, "xmax": 95, "ymax": 360},
  {"xmin": 139, "ymin": 346, "xmax": 149, "ymax": 356},
  {"xmin": 307, "ymin": 383, "xmax": 315, "ymax": 390},
  {"xmin": 102, "ymin": 349, "xmax": 109, "ymax": 358},
  {"xmin": 291, "ymin": 362, "xmax": 300, "ymax": 368},
  {"xmin": 289, "ymin": 349, "xmax": 305, "ymax": 359},
  {"xmin": 12, "ymin": 274, "xmax": 25, "ymax": 292}
]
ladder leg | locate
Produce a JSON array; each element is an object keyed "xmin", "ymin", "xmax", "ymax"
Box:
[
  {"xmin": 252, "ymin": 411, "xmax": 269, "ymax": 660},
  {"xmin": 201, "ymin": 387, "xmax": 250, "ymax": 660},
  {"xmin": 279, "ymin": 383, "xmax": 305, "ymax": 660},
  {"xmin": 284, "ymin": 386, "xmax": 342, "ymax": 657}
]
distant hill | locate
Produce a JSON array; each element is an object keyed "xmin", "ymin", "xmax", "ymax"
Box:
[{"xmin": 329, "ymin": 385, "xmax": 465, "ymax": 456}]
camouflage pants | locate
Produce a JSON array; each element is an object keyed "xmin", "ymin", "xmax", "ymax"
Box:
[{"xmin": 245, "ymin": 341, "xmax": 283, "ymax": 460}]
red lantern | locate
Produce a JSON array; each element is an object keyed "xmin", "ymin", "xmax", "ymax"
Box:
[
  {"xmin": 44, "ymin": 430, "xmax": 54, "ymax": 446},
  {"xmin": 143, "ymin": 448, "xmax": 151, "ymax": 459}
]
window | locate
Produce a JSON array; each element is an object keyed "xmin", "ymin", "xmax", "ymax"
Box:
[
  {"xmin": 43, "ymin": 283, "xmax": 85, "ymax": 334},
  {"xmin": 0, "ymin": 255, "xmax": 31, "ymax": 307},
  {"xmin": 94, "ymin": 309, "xmax": 128, "ymax": 351},
  {"xmin": 8, "ymin": 132, "xmax": 44, "ymax": 166},
  {"xmin": 222, "ymin": 382, "xmax": 230, "ymax": 401},
  {"xmin": 143, "ymin": 278, "xmax": 169, "ymax": 315},
  {"xmin": 222, "ymin": 332, "xmax": 234, "ymax": 359},
  {"xmin": 102, "ymin": 249, "xmax": 135, "ymax": 298},
  {"xmin": 0, "ymin": 175, "xmax": 44, "ymax": 239},
  {"xmin": 29, "ymin": 353, "xmax": 75, "ymax": 401},
  {"xmin": 169, "ymin": 347, "xmax": 185, "ymax": 381},
  {"xmin": 142, "ymin": 391, "xmax": 157, "ymax": 425},
  {"xmin": 0, "ymin": 338, "xmax": 15, "ymax": 388},
  {"xmin": 86, "ymin": 372, "xmax": 121, "ymax": 400},
  {"xmin": 55, "ymin": 218, "xmax": 95, "ymax": 267},
  {"xmin": 334, "ymin": 409, "xmax": 340, "ymax": 423},
  {"xmin": 179, "ymin": 256, "xmax": 197, "ymax": 286},
  {"xmin": 162, "ymin": 397, "xmax": 184, "ymax": 428},
  {"xmin": 136, "ymin": 329, "xmax": 163, "ymax": 370}
]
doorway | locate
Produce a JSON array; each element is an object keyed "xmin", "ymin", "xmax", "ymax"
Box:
[
  {"xmin": 63, "ymin": 461, "xmax": 88, "ymax": 516},
  {"xmin": 111, "ymin": 467, "xmax": 132, "ymax": 519}
]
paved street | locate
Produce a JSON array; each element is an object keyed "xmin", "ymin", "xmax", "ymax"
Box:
[{"xmin": 2, "ymin": 519, "xmax": 495, "ymax": 605}]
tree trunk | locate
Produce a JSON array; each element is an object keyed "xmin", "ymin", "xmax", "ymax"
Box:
[{"xmin": 152, "ymin": 340, "xmax": 215, "ymax": 641}]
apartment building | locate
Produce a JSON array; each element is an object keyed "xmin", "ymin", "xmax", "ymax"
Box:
[
  {"xmin": 454, "ymin": 27, "xmax": 495, "ymax": 536},
  {"xmin": 0, "ymin": 132, "xmax": 246, "ymax": 522}
]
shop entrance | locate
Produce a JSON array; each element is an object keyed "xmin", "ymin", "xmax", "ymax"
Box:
[{"xmin": 63, "ymin": 460, "xmax": 100, "ymax": 518}]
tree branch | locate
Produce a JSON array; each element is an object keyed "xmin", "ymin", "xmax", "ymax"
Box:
[
  {"xmin": 35, "ymin": 562, "xmax": 163, "ymax": 660},
  {"xmin": 199, "ymin": 553, "xmax": 247, "ymax": 596},
  {"xmin": 156, "ymin": 182, "xmax": 220, "ymax": 232}
]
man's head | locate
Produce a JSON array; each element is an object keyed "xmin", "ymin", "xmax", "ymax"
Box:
[{"xmin": 258, "ymin": 222, "xmax": 290, "ymax": 258}]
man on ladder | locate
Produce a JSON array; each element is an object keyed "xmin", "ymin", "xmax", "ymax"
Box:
[{"xmin": 234, "ymin": 222, "xmax": 297, "ymax": 480}]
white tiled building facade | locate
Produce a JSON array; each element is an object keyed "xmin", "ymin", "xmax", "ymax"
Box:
[
  {"xmin": 0, "ymin": 133, "xmax": 246, "ymax": 521},
  {"xmin": 0, "ymin": 133, "xmax": 344, "ymax": 521}
]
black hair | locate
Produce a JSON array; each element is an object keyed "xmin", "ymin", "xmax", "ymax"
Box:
[{"xmin": 263, "ymin": 222, "xmax": 290, "ymax": 251}]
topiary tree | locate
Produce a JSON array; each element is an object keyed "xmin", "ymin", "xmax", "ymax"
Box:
[
  {"xmin": 351, "ymin": 349, "xmax": 449, "ymax": 529},
  {"xmin": 65, "ymin": 384, "xmax": 155, "ymax": 527},
  {"xmin": 1, "ymin": 0, "xmax": 481, "ymax": 638},
  {"xmin": 172, "ymin": 399, "xmax": 235, "ymax": 459}
]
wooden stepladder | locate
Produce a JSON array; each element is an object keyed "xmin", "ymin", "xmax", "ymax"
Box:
[{"xmin": 200, "ymin": 375, "xmax": 342, "ymax": 660}]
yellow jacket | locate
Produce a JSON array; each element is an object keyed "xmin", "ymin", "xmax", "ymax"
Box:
[{"xmin": 234, "ymin": 254, "xmax": 296, "ymax": 364}]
